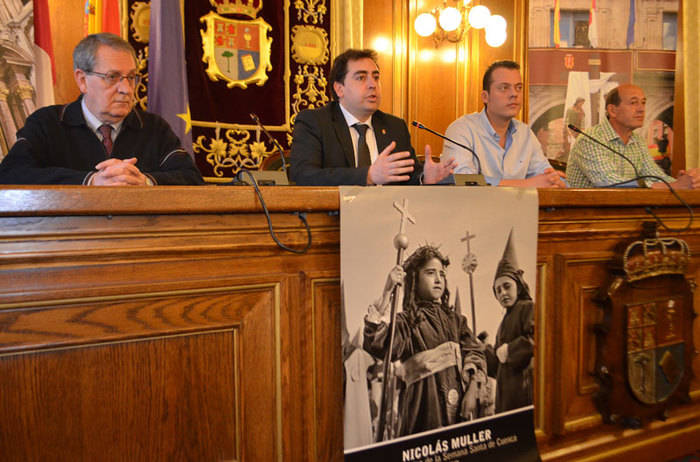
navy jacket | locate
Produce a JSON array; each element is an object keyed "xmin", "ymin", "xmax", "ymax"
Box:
[
  {"xmin": 289, "ymin": 101, "xmax": 422, "ymax": 186},
  {"xmin": 0, "ymin": 97, "xmax": 203, "ymax": 185}
]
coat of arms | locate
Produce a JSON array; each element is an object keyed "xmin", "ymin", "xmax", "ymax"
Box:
[
  {"xmin": 200, "ymin": 0, "xmax": 272, "ymax": 89},
  {"xmin": 626, "ymin": 298, "xmax": 686, "ymax": 405},
  {"xmin": 594, "ymin": 223, "xmax": 695, "ymax": 427}
]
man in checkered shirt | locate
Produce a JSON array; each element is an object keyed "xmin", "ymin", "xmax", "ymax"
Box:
[{"xmin": 566, "ymin": 84, "xmax": 700, "ymax": 189}]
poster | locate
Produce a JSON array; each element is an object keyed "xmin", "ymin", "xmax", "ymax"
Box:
[
  {"xmin": 340, "ymin": 187, "xmax": 540, "ymax": 461},
  {"xmin": 528, "ymin": 0, "xmax": 678, "ymax": 172}
]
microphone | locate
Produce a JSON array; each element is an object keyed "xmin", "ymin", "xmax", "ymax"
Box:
[
  {"xmin": 411, "ymin": 120, "xmax": 482, "ymax": 175},
  {"xmin": 568, "ymin": 124, "xmax": 646, "ymax": 188},
  {"xmin": 250, "ymin": 113, "xmax": 289, "ymax": 175}
]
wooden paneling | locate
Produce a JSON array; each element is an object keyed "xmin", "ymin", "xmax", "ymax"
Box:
[
  {"xmin": 363, "ymin": 0, "xmax": 399, "ymax": 116},
  {"xmin": 536, "ymin": 192, "xmax": 700, "ymax": 461},
  {"xmin": 2, "ymin": 333, "xmax": 239, "ymax": 461},
  {"xmin": 311, "ymin": 279, "xmax": 343, "ymax": 461},
  {"xmin": 0, "ymin": 268, "xmax": 282, "ymax": 460},
  {"xmin": 1, "ymin": 187, "xmax": 700, "ymax": 461},
  {"xmin": 0, "ymin": 188, "xmax": 340, "ymax": 461},
  {"xmin": 363, "ymin": 0, "xmax": 528, "ymax": 153}
]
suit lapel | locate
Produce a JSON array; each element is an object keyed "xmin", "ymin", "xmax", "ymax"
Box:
[
  {"xmin": 372, "ymin": 111, "xmax": 390, "ymax": 153},
  {"xmin": 331, "ymin": 102, "xmax": 357, "ymax": 167}
]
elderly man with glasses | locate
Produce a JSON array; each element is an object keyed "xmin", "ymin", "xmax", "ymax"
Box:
[{"xmin": 0, "ymin": 33, "xmax": 203, "ymax": 185}]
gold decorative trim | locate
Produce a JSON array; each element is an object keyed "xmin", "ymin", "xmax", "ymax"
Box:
[
  {"xmin": 294, "ymin": 0, "xmax": 327, "ymax": 25},
  {"xmin": 192, "ymin": 120, "xmax": 289, "ymax": 131},
  {"xmin": 291, "ymin": 25, "xmax": 329, "ymax": 65},
  {"xmin": 134, "ymin": 46, "xmax": 149, "ymax": 111},
  {"xmin": 0, "ymin": 81, "xmax": 9, "ymax": 101},
  {"xmin": 130, "ymin": 1, "xmax": 151, "ymax": 43},
  {"xmin": 210, "ymin": 0, "xmax": 262, "ymax": 18},
  {"xmin": 200, "ymin": 12, "xmax": 273, "ymax": 89},
  {"xmin": 193, "ymin": 124, "xmax": 274, "ymax": 176},
  {"xmin": 12, "ymin": 81, "xmax": 34, "ymax": 100},
  {"xmin": 291, "ymin": 64, "xmax": 329, "ymax": 128}
]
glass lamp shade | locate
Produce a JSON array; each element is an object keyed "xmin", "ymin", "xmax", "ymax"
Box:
[
  {"xmin": 415, "ymin": 13, "xmax": 437, "ymax": 37},
  {"xmin": 438, "ymin": 7, "xmax": 462, "ymax": 32},
  {"xmin": 467, "ymin": 5, "xmax": 491, "ymax": 29},
  {"xmin": 485, "ymin": 27, "xmax": 507, "ymax": 47},
  {"xmin": 486, "ymin": 14, "xmax": 507, "ymax": 32}
]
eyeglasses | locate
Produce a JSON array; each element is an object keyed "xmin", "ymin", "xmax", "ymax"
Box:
[{"xmin": 85, "ymin": 70, "xmax": 141, "ymax": 87}]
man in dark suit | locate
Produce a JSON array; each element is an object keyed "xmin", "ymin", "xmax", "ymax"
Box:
[
  {"xmin": 0, "ymin": 33, "xmax": 203, "ymax": 185},
  {"xmin": 290, "ymin": 49, "xmax": 455, "ymax": 186}
]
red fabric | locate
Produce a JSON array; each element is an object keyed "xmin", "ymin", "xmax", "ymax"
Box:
[
  {"xmin": 33, "ymin": 0, "xmax": 55, "ymax": 81},
  {"xmin": 102, "ymin": 0, "xmax": 121, "ymax": 35}
]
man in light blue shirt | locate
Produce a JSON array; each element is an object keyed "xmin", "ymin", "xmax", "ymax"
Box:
[{"xmin": 442, "ymin": 61, "xmax": 566, "ymax": 188}]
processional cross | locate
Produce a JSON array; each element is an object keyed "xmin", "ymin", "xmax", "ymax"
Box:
[
  {"xmin": 461, "ymin": 230, "xmax": 477, "ymax": 334},
  {"xmin": 377, "ymin": 198, "xmax": 415, "ymax": 442}
]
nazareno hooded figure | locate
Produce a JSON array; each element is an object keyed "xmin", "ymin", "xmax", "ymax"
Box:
[
  {"xmin": 486, "ymin": 229, "xmax": 535, "ymax": 413},
  {"xmin": 363, "ymin": 244, "xmax": 487, "ymax": 438}
]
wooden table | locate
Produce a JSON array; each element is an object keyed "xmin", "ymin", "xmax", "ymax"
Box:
[{"xmin": 0, "ymin": 187, "xmax": 698, "ymax": 461}]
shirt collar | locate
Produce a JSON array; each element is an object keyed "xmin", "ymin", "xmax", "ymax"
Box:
[
  {"xmin": 339, "ymin": 102, "xmax": 373, "ymax": 129},
  {"xmin": 80, "ymin": 97, "xmax": 124, "ymax": 134},
  {"xmin": 600, "ymin": 116, "xmax": 643, "ymax": 147},
  {"xmin": 479, "ymin": 108, "xmax": 516, "ymax": 139}
]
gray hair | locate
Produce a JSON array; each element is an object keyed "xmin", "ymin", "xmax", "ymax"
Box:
[{"xmin": 73, "ymin": 33, "xmax": 136, "ymax": 71}]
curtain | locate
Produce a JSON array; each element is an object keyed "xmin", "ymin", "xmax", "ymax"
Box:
[{"xmin": 331, "ymin": 0, "xmax": 363, "ymax": 58}]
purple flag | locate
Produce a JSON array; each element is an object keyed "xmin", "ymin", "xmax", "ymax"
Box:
[
  {"xmin": 626, "ymin": 0, "xmax": 635, "ymax": 48},
  {"xmin": 148, "ymin": 0, "xmax": 193, "ymax": 156}
]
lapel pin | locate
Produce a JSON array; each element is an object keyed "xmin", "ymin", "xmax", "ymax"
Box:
[{"xmin": 381, "ymin": 128, "xmax": 386, "ymax": 135}]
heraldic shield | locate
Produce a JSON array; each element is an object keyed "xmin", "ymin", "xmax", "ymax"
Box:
[
  {"xmin": 200, "ymin": 12, "xmax": 273, "ymax": 89},
  {"xmin": 626, "ymin": 298, "xmax": 686, "ymax": 405},
  {"xmin": 594, "ymin": 226, "xmax": 695, "ymax": 428}
]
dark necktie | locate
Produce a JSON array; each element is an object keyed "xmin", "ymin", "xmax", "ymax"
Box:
[
  {"xmin": 352, "ymin": 123, "xmax": 372, "ymax": 167},
  {"xmin": 98, "ymin": 124, "xmax": 113, "ymax": 156}
]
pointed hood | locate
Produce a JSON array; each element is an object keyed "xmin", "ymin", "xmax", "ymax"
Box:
[
  {"xmin": 493, "ymin": 229, "xmax": 532, "ymax": 301},
  {"xmin": 495, "ymin": 228, "xmax": 519, "ymax": 279}
]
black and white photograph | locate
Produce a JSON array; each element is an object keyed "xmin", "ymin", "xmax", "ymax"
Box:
[{"xmin": 340, "ymin": 186, "xmax": 540, "ymax": 462}]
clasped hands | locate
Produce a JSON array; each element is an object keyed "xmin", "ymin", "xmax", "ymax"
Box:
[
  {"xmin": 527, "ymin": 168, "xmax": 567, "ymax": 188},
  {"xmin": 652, "ymin": 168, "xmax": 700, "ymax": 190},
  {"xmin": 366, "ymin": 141, "xmax": 456, "ymax": 185},
  {"xmin": 90, "ymin": 157, "xmax": 150, "ymax": 186}
]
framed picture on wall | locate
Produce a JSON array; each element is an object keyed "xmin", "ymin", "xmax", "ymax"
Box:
[{"xmin": 527, "ymin": 0, "xmax": 678, "ymax": 175}]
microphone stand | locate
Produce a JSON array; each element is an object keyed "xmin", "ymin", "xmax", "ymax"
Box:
[
  {"xmin": 238, "ymin": 113, "xmax": 290, "ymax": 186},
  {"xmin": 411, "ymin": 121, "xmax": 486, "ymax": 186},
  {"xmin": 568, "ymin": 124, "xmax": 645, "ymax": 188},
  {"xmin": 568, "ymin": 126, "xmax": 695, "ymax": 232}
]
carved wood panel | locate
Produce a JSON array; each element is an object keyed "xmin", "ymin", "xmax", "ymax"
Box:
[{"xmin": 0, "ymin": 285, "xmax": 279, "ymax": 461}]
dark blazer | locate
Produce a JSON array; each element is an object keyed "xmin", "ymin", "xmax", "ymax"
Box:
[
  {"xmin": 289, "ymin": 101, "xmax": 423, "ymax": 186},
  {"xmin": 0, "ymin": 96, "xmax": 204, "ymax": 185}
]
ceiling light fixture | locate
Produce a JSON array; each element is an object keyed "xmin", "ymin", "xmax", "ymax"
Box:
[{"xmin": 414, "ymin": 0, "xmax": 507, "ymax": 47}]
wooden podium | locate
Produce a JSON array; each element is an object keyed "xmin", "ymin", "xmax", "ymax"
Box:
[{"xmin": 0, "ymin": 187, "xmax": 698, "ymax": 461}]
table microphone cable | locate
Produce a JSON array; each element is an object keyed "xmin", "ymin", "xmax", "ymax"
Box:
[
  {"xmin": 606, "ymin": 174, "xmax": 693, "ymax": 233},
  {"xmin": 237, "ymin": 170, "xmax": 312, "ymax": 254},
  {"xmin": 569, "ymin": 124, "xmax": 693, "ymax": 233}
]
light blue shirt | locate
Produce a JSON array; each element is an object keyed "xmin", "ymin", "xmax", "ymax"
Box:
[{"xmin": 441, "ymin": 109, "xmax": 552, "ymax": 186}]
